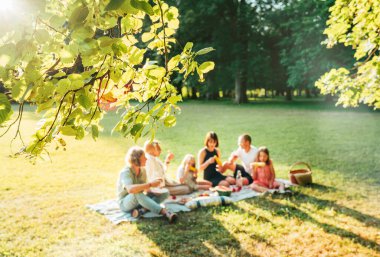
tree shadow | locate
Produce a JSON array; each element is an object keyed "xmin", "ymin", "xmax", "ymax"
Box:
[
  {"xmin": 305, "ymin": 183, "xmax": 337, "ymax": 193},
  {"xmin": 135, "ymin": 206, "xmax": 259, "ymax": 257},
  {"xmin": 248, "ymin": 196, "xmax": 380, "ymax": 252},
  {"xmin": 286, "ymin": 192, "xmax": 380, "ymax": 229}
]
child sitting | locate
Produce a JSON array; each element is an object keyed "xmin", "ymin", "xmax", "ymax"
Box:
[
  {"xmin": 177, "ymin": 154, "xmax": 212, "ymax": 191},
  {"xmin": 249, "ymin": 147, "xmax": 285, "ymax": 193}
]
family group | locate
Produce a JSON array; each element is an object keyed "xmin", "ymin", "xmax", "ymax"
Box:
[{"xmin": 116, "ymin": 132, "xmax": 285, "ymax": 223}]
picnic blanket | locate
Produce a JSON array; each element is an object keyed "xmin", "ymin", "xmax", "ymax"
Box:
[{"xmin": 86, "ymin": 179, "xmax": 294, "ymax": 224}]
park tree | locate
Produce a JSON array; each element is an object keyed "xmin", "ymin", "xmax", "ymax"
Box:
[
  {"xmin": 316, "ymin": 0, "xmax": 380, "ymax": 109},
  {"xmin": 0, "ymin": 0, "xmax": 214, "ymax": 158},
  {"xmin": 267, "ymin": 0, "xmax": 352, "ymax": 99}
]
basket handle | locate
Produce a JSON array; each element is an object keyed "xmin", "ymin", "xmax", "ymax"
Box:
[{"xmin": 289, "ymin": 162, "xmax": 312, "ymax": 173}]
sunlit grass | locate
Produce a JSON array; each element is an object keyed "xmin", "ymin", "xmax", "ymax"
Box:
[{"xmin": 1, "ymin": 100, "xmax": 379, "ymax": 256}]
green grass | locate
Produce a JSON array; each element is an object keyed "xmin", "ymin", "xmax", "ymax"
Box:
[{"xmin": 1, "ymin": 100, "xmax": 379, "ymax": 257}]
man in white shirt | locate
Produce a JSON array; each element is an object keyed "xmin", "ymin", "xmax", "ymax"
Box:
[
  {"xmin": 145, "ymin": 140, "xmax": 191, "ymax": 195},
  {"xmin": 225, "ymin": 134, "xmax": 258, "ymax": 176}
]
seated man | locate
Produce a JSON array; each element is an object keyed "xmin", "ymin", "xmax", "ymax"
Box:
[
  {"xmin": 144, "ymin": 140, "xmax": 192, "ymax": 195},
  {"xmin": 117, "ymin": 146, "xmax": 177, "ymax": 223},
  {"xmin": 229, "ymin": 134, "xmax": 258, "ymax": 176}
]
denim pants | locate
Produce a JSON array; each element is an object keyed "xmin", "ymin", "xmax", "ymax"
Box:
[{"xmin": 119, "ymin": 192, "xmax": 169, "ymax": 214}]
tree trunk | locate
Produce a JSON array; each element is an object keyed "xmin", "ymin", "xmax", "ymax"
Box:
[
  {"xmin": 305, "ymin": 88, "xmax": 311, "ymax": 98},
  {"xmin": 190, "ymin": 87, "xmax": 198, "ymax": 99},
  {"xmin": 286, "ymin": 87, "xmax": 293, "ymax": 101},
  {"xmin": 235, "ymin": 70, "xmax": 248, "ymax": 103}
]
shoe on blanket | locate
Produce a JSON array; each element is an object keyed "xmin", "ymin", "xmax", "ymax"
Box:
[
  {"xmin": 131, "ymin": 208, "xmax": 148, "ymax": 218},
  {"xmin": 165, "ymin": 211, "xmax": 178, "ymax": 224}
]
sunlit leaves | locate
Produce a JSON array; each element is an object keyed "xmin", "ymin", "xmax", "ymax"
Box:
[
  {"xmin": 318, "ymin": 0, "xmax": 380, "ymax": 109},
  {"xmin": 0, "ymin": 0, "xmax": 214, "ymax": 158},
  {"xmin": 0, "ymin": 94, "xmax": 13, "ymax": 125}
]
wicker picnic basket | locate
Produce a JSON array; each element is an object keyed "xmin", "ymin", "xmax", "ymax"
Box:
[{"xmin": 288, "ymin": 162, "xmax": 312, "ymax": 186}]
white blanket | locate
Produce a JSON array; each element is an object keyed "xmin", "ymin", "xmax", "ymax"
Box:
[{"xmin": 86, "ymin": 179, "xmax": 294, "ymax": 224}]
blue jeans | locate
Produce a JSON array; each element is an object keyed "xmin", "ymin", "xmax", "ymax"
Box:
[{"xmin": 119, "ymin": 192, "xmax": 169, "ymax": 214}]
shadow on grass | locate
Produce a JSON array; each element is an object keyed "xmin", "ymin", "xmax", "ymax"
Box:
[
  {"xmin": 136, "ymin": 207, "xmax": 257, "ymax": 257},
  {"xmin": 288, "ymin": 192, "xmax": 380, "ymax": 229},
  {"xmin": 306, "ymin": 183, "xmax": 338, "ymax": 193},
  {"xmin": 249, "ymin": 196, "xmax": 380, "ymax": 252}
]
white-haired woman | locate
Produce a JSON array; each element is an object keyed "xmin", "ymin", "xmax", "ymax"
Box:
[{"xmin": 117, "ymin": 146, "xmax": 177, "ymax": 223}]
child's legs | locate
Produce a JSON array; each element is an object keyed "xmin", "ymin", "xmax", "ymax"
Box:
[
  {"xmin": 135, "ymin": 193, "xmax": 163, "ymax": 214},
  {"xmin": 196, "ymin": 183, "xmax": 211, "ymax": 190},
  {"xmin": 250, "ymin": 183, "xmax": 269, "ymax": 193},
  {"xmin": 165, "ymin": 185, "xmax": 192, "ymax": 195}
]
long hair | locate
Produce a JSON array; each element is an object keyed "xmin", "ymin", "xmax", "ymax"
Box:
[
  {"xmin": 255, "ymin": 146, "xmax": 270, "ymax": 165},
  {"xmin": 181, "ymin": 154, "xmax": 195, "ymax": 168},
  {"xmin": 204, "ymin": 131, "xmax": 219, "ymax": 147}
]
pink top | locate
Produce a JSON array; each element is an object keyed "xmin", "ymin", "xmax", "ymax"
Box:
[{"xmin": 254, "ymin": 162, "xmax": 274, "ymax": 187}]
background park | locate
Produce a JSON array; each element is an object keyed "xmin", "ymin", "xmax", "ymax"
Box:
[{"xmin": 0, "ymin": 0, "xmax": 379, "ymax": 257}]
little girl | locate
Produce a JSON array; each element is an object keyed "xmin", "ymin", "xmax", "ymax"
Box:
[
  {"xmin": 177, "ymin": 154, "xmax": 212, "ymax": 191},
  {"xmin": 250, "ymin": 147, "xmax": 285, "ymax": 193}
]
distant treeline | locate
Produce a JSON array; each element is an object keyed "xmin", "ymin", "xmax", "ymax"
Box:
[{"xmin": 167, "ymin": 0, "xmax": 354, "ymax": 102}]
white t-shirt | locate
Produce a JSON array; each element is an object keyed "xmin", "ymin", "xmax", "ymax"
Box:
[
  {"xmin": 145, "ymin": 153, "xmax": 179, "ymax": 186},
  {"xmin": 145, "ymin": 153, "xmax": 166, "ymax": 186},
  {"xmin": 234, "ymin": 145, "xmax": 258, "ymax": 174}
]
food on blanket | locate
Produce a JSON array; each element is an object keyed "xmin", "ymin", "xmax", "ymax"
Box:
[
  {"xmin": 214, "ymin": 155, "xmax": 223, "ymax": 167},
  {"xmin": 214, "ymin": 185, "xmax": 232, "ymax": 196},
  {"xmin": 252, "ymin": 162, "xmax": 266, "ymax": 167},
  {"xmin": 199, "ymin": 193, "xmax": 210, "ymax": 197},
  {"xmin": 232, "ymin": 186, "xmax": 242, "ymax": 192}
]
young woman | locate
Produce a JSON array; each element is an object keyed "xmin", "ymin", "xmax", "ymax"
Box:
[{"xmin": 198, "ymin": 131, "xmax": 235, "ymax": 187}]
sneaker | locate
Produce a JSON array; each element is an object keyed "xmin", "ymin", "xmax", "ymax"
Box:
[
  {"xmin": 131, "ymin": 208, "xmax": 148, "ymax": 218},
  {"xmin": 165, "ymin": 211, "xmax": 178, "ymax": 223}
]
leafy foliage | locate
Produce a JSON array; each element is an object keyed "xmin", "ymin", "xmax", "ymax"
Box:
[
  {"xmin": 316, "ymin": 0, "xmax": 380, "ymax": 109},
  {"xmin": 0, "ymin": 0, "xmax": 214, "ymax": 157}
]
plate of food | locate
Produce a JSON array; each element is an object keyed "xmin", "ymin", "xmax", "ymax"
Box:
[{"xmin": 150, "ymin": 187, "xmax": 169, "ymax": 194}]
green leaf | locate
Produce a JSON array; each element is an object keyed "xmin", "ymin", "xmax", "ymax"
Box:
[
  {"xmin": 60, "ymin": 126, "xmax": 77, "ymax": 136},
  {"xmin": 130, "ymin": 123, "xmax": 143, "ymax": 136},
  {"xmin": 69, "ymin": 6, "xmax": 89, "ymax": 30},
  {"xmin": 131, "ymin": 0, "xmax": 154, "ymax": 16},
  {"xmin": 78, "ymin": 95, "xmax": 92, "ymax": 109},
  {"xmin": 105, "ymin": 0, "xmax": 125, "ymax": 11},
  {"xmin": 198, "ymin": 61, "xmax": 215, "ymax": 73},
  {"xmin": 91, "ymin": 125, "xmax": 99, "ymax": 140},
  {"xmin": 0, "ymin": 94, "xmax": 13, "ymax": 125},
  {"xmin": 183, "ymin": 42, "xmax": 193, "ymax": 52},
  {"xmin": 142, "ymin": 32, "xmax": 155, "ymax": 43},
  {"xmin": 164, "ymin": 115, "xmax": 176, "ymax": 127},
  {"xmin": 34, "ymin": 29, "xmax": 50, "ymax": 44},
  {"xmin": 196, "ymin": 47, "xmax": 215, "ymax": 56}
]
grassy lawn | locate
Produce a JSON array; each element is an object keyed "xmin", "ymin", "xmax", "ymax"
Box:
[{"xmin": 1, "ymin": 100, "xmax": 379, "ymax": 257}]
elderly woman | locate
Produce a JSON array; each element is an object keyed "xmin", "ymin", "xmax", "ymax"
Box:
[{"xmin": 117, "ymin": 146, "xmax": 177, "ymax": 223}]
